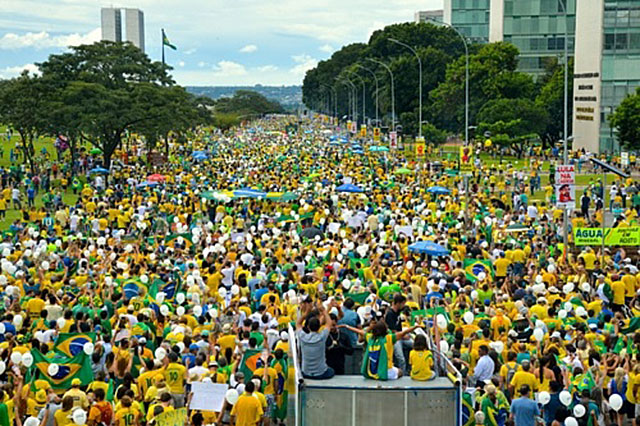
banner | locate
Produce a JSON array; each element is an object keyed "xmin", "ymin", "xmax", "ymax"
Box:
[
  {"xmin": 373, "ymin": 127, "xmax": 381, "ymax": 142},
  {"xmin": 360, "ymin": 125, "xmax": 367, "ymax": 138},
  {"xmin": 415, "ymin": 137, "xmax": 425, "ymax": 158},
  {"xmin": 189, "ymin": 382, "xmax": 227, "ymax": 412},
  {"xmin": 555, "ymin": 164, "xmax": 575, "ymax": 209},
  {"xmin": 350, "ymin": 121, "xmax": 357, "ymax": 133},
  {"xmin": 621, "ymin": 152, "xmax": 629, "ymax": 167},
  {"xmin": 573, "ymin": 227, "xmax": 640, "ymax": 246},
  {"xmin": 459, "ymin": 146, "xmax": 473, "ymax": 176},
  {"xmin": 389, "ymin": 131, "xmax": 397, "ymax": 149},
  {"xmin": 155, "ymin": 408, "xmax": 187, "ymax": 426}
]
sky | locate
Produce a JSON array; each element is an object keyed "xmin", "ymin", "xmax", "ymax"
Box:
[{"xmin": 0, "ymin": 0, "xmax": 443, "ymax": 86}]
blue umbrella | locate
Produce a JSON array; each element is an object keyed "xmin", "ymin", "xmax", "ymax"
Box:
[
  {"xmin": 336, "ymin": 183, "xmax": 365, "ymax": 193},
  {"xmin": 89, "ymin": 167, "xmax": 109, "ymax": 175},
  {"xmin": 137, "ymin": 181, "xmax": 158, "ymax": 189},
  {"xmin": 408, "ymin": 241, "xmax": 449, "ymax": 256},
  {"xmin": 427, "ymin": 186, "xmax": 451, "ymax": 195}
]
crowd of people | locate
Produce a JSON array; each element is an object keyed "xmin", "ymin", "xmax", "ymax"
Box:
[{"xmin": 0, "ymin": 117, "xmax": 639, "ymax": 426}]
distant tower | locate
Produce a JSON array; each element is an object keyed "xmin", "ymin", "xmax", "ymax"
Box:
[
  {"xmin": 101, "ymin": 7, "xmax": 122, "ymax": 42},
  {"xmin": 125, "ymin": 8, "xmax": 145, "ymax": 52}
]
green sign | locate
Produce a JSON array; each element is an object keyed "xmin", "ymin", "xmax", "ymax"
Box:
[{"xmin": 574, "ymin": 227, "xmax": 640, "ymax": 246}]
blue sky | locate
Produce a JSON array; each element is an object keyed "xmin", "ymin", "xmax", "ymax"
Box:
[{"xmin": 0, "ymin": 0, "xmax": 442, "ymax": 86}]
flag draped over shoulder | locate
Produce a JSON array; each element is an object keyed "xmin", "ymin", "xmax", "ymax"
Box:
[
  {"xmin": 463, "ymin": 259, "xmax": 493, "ymax": 282},
  {"xmin": 271, "ymin": 357, "xmax": 288, "ymax": 420},
  {"xmin": 621, "ymin": 317, "xmax": 640, "ymax": 334},
  {"xmin": 239, "ymin": 349, "xmax": 264, "ymax": 383},
  {"xmin": 26, "ymin": 350, "xmax": 93, "ymax": 390},
  {"xmin": 54, "ymin": 333, "xmax": 96, "ymax": 357}
]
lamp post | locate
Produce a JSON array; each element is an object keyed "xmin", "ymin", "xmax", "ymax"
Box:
[
  {"xmin": 320, "ymin": 83, "xmax": 337, "ymax": 121},
  {"xmin": 337, "ymin": 79, "xmax": 354, "ymax": 123},
  {"xmin": 389, "ymin": 38, "xmax": 422, "ymax": 138},
  {"xmin": 430, "ymin": 18, "xmax": 470, "ymax": 224},
  {"xmin": 366, "ymin": 58, "xmax": 396, "ymax": 132},
  {"xmin": 346, "ymin": 69, "xmax": 366, "ymax": 126},
  {"xmin": 355, "ymin": 64, "xmax": 379, "ymax": 127},
  {"xmin": 558, "ymin": 0, "xmax": 570, "ymax": 259}
]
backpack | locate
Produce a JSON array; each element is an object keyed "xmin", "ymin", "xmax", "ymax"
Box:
[
  {"xmin": 505, "ymin": 363, "xmax": 517, "ymax": 391},
  {"xmin": 95, "ymin": 401, "xmax": 113, "ymax": 426}
]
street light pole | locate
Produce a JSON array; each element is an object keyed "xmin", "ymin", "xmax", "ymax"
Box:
[
  {"xmin": 346, "ymin": 69, "xmax": 366, "ymax": 126},
  {"xmin": 366, "ymin": 58, "xmax": 395, "ymax": 132},
  {"xmin": 430, "ymin": 18, "xmax": 470, "ymax": 224},
  {"xmin": 355, "ymin": 64, "xmax": 379, "ymax": 127},
  {"xmin": 558, "ymin": 0, "xmax": 570, "ymax": 258},
  {"xmin": 344, "ymin": 77, "xmax": 358, "ymax": 125},
  {"xmin": 389, "ymin": 38, "xmax": 422, "ymax": 138},
  {"xmin": 337, "ymin": 79, "xmax": 354, "ymax": 123}
]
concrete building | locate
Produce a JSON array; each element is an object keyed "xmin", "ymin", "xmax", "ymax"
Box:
[
  {"xmin": 489, "ymin": 0, "xmax": 576, "ymax": 76},
  {"xmin": 443, "ymin": 0, "xmax": 491, "ymax": 43},
  {"xmin": 124, "ymin": 8, "xmax": 145, "ymax": 52},
  {"xmin": 100, "ymin": 7, "xmax": 145, "ymax": 53},
  {"xmin": 414, "ymin": 10, "xmax": 444, "ymax": 24},
  {"xmin": 100, "ymin": 7, "xmax": 122, "ymax": 43},
  {"xmin": 572, "ymin": 0, "xmax": 640, "ymax": 153}
]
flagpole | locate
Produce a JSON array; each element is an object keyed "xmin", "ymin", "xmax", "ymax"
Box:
[{"xmin": 161, "ymin": 28, "xmax": 165, "ymax": 66}]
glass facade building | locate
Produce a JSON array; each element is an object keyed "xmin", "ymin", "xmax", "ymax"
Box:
[
  {"xmin": 444, "ymin": 0, "xmax": 491, "ymax": 43},
  {"xmin": 501, "ymin": 0, "xmax": 576, "ymax": 75},
  {"xmin": 599, "ymin": 0, "xmax": 640, "ymax": 152}
]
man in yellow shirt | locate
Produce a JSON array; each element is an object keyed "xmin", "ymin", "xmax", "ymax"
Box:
[
  {"xmin": 114, "ymin": 396, "xmax": 140, "ymax": 426},
  {"xmin": 509, "ymin": 360, "xmax": 537, "ymax": 398},
  {"xmin": 63, "ymin": 378, "xmax": 89, "ymax": 409},
  {"xmin": 163, "ymin": 352, "xmax": 187, "ymax": 408},
  {"xmin": 611, "ymin": 277, "xmax": 626, "ymax": 312},
  {"xmin": 230, "ymin": 381, "xmax": 263, "ymax": 426}
]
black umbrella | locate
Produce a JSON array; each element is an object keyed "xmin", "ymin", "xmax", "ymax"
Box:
[
  {"xmin": 300, "ymin": 227, "xmax": 324, "ymax": 240},
  {"xmin": 491, "ymin": 198, "xmax": 506, "ymax": 209}
]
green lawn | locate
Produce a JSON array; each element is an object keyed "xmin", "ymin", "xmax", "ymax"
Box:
[{"xmin": 1, "ymin": 125, "xmax": 80, "ymax": 229}]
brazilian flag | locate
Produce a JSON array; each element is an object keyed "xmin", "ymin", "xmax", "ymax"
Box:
[
  {"xmin": 271, "ymin": 357, "xmax": 288, "ymax": 420},
  {"xmin": 162, "ymin": 29, "xmax": 177, "ymax": 50},
  {"xmin": 26, "ymin": 350, "xmax": 93, "ymax": 390},
  {"xmin": 165, "ymin": 233, "xmax": 193, "ymax": 250},
  {"xmin": 462, "ymin": 392, "xmax": 474, "ymax": 426},
  {"xmin": 54, "ymin": 333, "xmax": 96, "ymax": 358},
  {"xmin": 463, "ymin": 259, "xmax": 493, "ymax": 283},
  {"xmin": 239, "ymin": 349, "xmax": 264, "ymax": 383}
]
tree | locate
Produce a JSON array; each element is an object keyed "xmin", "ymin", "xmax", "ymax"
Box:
[
  {"xmin": 0, "ymin": 72, "xmax": 50, "ymax": 172},
  {"xmin": 476, "ymin": 98, "xmax": 548, "ymax": 157},
  {"xmin": 429, "ymin": 42, "xmax": 535, "ymax": 133},
  {"xmin": 535, "ymin": 58, "xmax": 574, "ymax": 146},
  {"xmin": 37, "ymin": 41, "xmax": 200, "ymax": 168},
  {"xmin": 214, "ymin": 90, "xmax": 285, "ymax": 116},
  {"xmin": 610, "ymin": 87, "xmax": 640, "ymax": 150}
]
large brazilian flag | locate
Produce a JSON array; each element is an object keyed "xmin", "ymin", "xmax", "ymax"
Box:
[{"xmin": 26, "ymin": 349, "xmax": 93, "ymax": 390}]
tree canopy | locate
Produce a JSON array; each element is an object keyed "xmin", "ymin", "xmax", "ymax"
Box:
[{"xmin": 610, "ymin": 87, "xmax": 640, "ymax": 150}]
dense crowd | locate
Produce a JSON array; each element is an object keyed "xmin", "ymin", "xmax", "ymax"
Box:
[{"xmin": 0, "ymin": 118, "xmax": 639, "ymax": 426}]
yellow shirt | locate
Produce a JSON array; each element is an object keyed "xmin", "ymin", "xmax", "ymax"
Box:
[
  {"xmin": 230, "ymin": 393, "xmax": 263, "ymax": 426},
  {"xmin": 114, "ymin": 407, "xmax": 140, "ymax": 426},
  {"xmin": 253, "ymin": 367, "xmax": 278, "ymax": 395},
  {"xmin": 55, "ymin": 409, "xmax": 74, "ymax": 426},
  {"xmin": 163, "ymin": 362, "xmax": 186, "ymax": 393},
  {"xmin": 612, "ymin": 280, "xmax": 626, "ymax": 304},
  {"xmin": 494, "ymin": 258, "xmax": 510, "ymax": 277},
  {"xmin": 510, "ymin": 371, "xmax": 538, "ymax": 397},
  {"xmin": 409, "ymin": 350, "xmax": 434, "ymax": 381}
]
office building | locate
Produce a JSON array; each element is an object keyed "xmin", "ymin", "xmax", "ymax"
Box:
[
  {"xmin": 489, "ymin": 0, "xmax": 576, "ymax": 76},
  {"xmin": 444, "ymin": 0, "xmax": 640, "ymax": 153},
  {"xmin": 414, "ymin": 10, "xmax": 444, "ymax": 24},
  {"xmin": 572, "ymin": 0, "xmax": 640, "ymax": 153},
  {"xmin": 100, "ymin": 7, "xmax": 145, "ymax": 53},
  {"xmin": 443, "ymin": 0, "xmax": 491, "ymax": 43},
  {"xmin": 101, "ymin": 7, "xmax": 122, "ymax": 43},
  {"xmin": 124, "ymin": 8, "xmax": 145, "ymax": 52}
]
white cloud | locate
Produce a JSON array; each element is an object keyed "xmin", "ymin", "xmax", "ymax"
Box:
[
  {"xmin": 178, "ymin": 61, "xmax": 185, "ymax": 67},
  {"xmin": 212, "ymin": 60, "xmax": 247, "ymax": 76},
  {"xmin": 258, "ymin": 65, "xmax": 278, "ymax": 72},
  {"xmin": 197, "ymin": 61, "xmax": 207, "ymax": 68},
  {"xmin": 319, "ymin": 44, "xmax": 334, "ymax": 53},
  {"xmin": 290, "ymin": 54, "xmax": 318, "ymax": 76},
  {"xmin": 239, "ymin": 44, "xmax": 258, "ymax": 53},
  {"xmin": 0, "ymin": 28, "xmax": 100, "ymax": 50},
  {"xmin": 0, "ymin": 63, "xmax": 40, "ymax": 78},
  {"xmin": 184, "ymin": 48, "xmax": 197, "ymax": 55}
]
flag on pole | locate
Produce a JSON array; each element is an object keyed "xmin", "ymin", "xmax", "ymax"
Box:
[{"xmin": 162, "ymin": 30, "xmax": 177, "ymax": 50}]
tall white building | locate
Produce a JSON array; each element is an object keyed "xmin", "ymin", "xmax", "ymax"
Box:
[
  {"xmin": 100, "ymin": 7, "xmax": 145, "ymax": 53},
  {"xmin": 125, "ymin": 8, "xmax": 145, "ymax": 52},
  {"xmin": 101, "ymin": 8, "xmax": 122, "ymax": 43}
]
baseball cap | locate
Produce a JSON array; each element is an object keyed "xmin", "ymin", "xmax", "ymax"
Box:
[
  {"xmin": 71, "ymin": 378, "xmax": 82, "ymax": 386},
  {"xmin": 35, "ymin": 390, "xmax": 47, "ymax": 404}
]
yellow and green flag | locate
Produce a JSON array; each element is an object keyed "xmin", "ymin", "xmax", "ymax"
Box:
[
  {"xmin": 162, "ymin": 29, "xmax": 177, "ymax": 50},
  {"xmin": 26, "ymin": 350, "xmax": 93, "ymax": 390},
  {"xmin": 53, "ymin": 333, "xmax": 96, "ymax": 358}
]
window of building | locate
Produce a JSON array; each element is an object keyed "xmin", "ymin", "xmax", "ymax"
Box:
[{"xmin": 604, "ymin": 33, "xmax": 615, "ymax": 50}]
